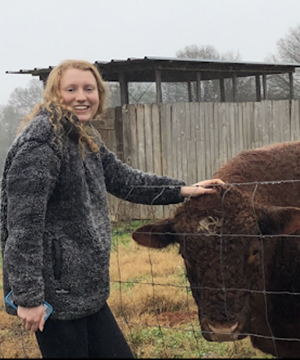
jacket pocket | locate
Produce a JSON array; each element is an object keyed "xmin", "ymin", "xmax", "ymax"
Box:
[{"xmin": 52, "ymin": 239, "xmax": 62, "ymax": 280}]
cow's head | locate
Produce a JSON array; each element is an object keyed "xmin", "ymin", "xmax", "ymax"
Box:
[{"xmin": 132, "ymin": 185, "xmax": 300, "ymax": 342}]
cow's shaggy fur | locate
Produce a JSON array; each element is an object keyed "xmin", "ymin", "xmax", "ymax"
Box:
[{"xmin": 133, "ymin": 141, "xmax": 300, "ymax": 358}]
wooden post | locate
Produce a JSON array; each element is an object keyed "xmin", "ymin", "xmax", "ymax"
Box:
[
  {"xmin": 155, "ymin": 70, "xmax": 162, "ymax": 103},
  {"xmin": 255, "ymin": 75, "xmax": 261, "ymax": 102},
  {"xmin": 39, "ymin": 75, "xmax": 47, "ymax": 87},
  {"xmin": 119, "ymin": 72, "xmax": 129, "ymax": 105},
  {"xmin": 289, "ymin": 72, "xmax": 294, "ymax": 100},
  {"xmin": 232, "ymin": 73, "xmax": 237, "ymax": 102},
  {"xmin": 219, "ymin": 77, "xmax": 225, "ymax": 102},
  {"xmin": 196, "ymin": 72, "xmax": 201, "ymax": 102},
  {"xmin": 114, "ymin": 106, "xmax": 124, "ymax": 162},
  {"xmin": 262, "ymin": 74, "xmax": 267, "ymax": 100},
  {"xmin": 187, "ymin": 81, "xmax": 192, "ymax": 102}
]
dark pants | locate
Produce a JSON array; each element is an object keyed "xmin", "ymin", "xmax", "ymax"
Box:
[{"xmin": 35, "ymin": 302, "xmax": 135, "ymax": 358}]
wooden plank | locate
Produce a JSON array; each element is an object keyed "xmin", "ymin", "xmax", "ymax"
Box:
[
  {"xmin": 114, "ymin": 106, "xmax": 124, "ymax": 161},
  {"xmin": 196, "ymin": 102, "xmax": 207, "ymax": 180},
  {"xmin": 242, "ymin": 102, "xmax": 252, "ymax": 150},
  {"xmin": 227, "ymin": 103, "xmax": 236, "ymax": 161},
  {"xmin": 174, "ymin": 103, "xmax": 185, "ymax": 182},
  {"xmin": 260, "ymin": 101, "xmax": 269, "ymax": 147},
  {"xmin": 253, "ymin": 101, "xmax": 263, "ymax": 148},
  {"xmin": 122, "ymin": 104, "xmax": 138, "ymax": 219},
  {"xmin": 151, "ymin": 103, "xmax": 164, "ymax": 219},
  {"xmin": 136, "ymin": 104, "xmax": 147, "ymax": 219},
  {"xmin": 152, "ymin": 104, "xmax": 162, "ymax": 175},
  {"xmin": 273, "ymin": 100, "xmax": 283, "ymax": 143},
  {"xmin": 144, "ymin": 104, "xmax": 153, "ymax": 172},
  {"xmin": 234, "ymin": 102, "xmax": 244, "ymax": 156},
  {"xmin": 161, "ymin": 103, "xmax": 176, "ymax": 218},
  {"xmin": 188, "ymin": 103, "xmax": 197, "ymax": 185},
  {"xmin": 181, "ymin": 103, "xmax": 189, "ymax": 184},
  {"xmin": 172, "ymin": 103, "xmax": 180, "ymax": 180},
  {"xmin": 205, "ymin": 102, "xmax": 215, "ymax": 178},
  {"xmin": 282, "ymin": 100, "xmax": 291, "ymax": 142},
  {"xmin": 267, "ymin": 100, "xmax": 275, "ymax": 145},
  {"xmin": 161, "ymin": 103, "xmax": 173, "ymax": 176},
  {"xmin": 291, "ymin": 100, "xmax": 300, "ymax": 141},
  {"xmin": 217, "ymin": 102, "xmax": 228, "ymax": 170},
  {"xmin": 136, "ymin": 104, "xmax": 146, "ymax": 172}
]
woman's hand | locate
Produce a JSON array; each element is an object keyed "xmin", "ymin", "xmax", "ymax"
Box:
[
  {"xmin": 180, "ymin": 178, "xmax": 225, "ymax": 198},
  {"xmin": 17, "ymin": 305, "xmax": 45, "ymax": 332}
]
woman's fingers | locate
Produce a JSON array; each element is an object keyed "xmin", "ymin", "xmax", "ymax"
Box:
[
  {"xmin": 192, "ymin": 178, "xmax": 225, "ymax": 187},
  {"xmin": 181, "ymin": 178, "xmax": 226, "ymax": 197}
]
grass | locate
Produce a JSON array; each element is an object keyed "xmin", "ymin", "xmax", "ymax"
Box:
[{"xmin": 0, "ymin": 220, "xmax": 274, "ymax": 358}]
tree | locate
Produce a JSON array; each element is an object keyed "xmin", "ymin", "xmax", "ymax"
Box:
[
  {"xmin": 162, "ymin": 44, "xmax": 256, "ymax": 103},
  {"xmin": 0, "ymin": 78, "xmax": 43, "ymax": 173},
  {"xmin": 265, "ymin": 24, "xmax": 300, "ymax": 99}
]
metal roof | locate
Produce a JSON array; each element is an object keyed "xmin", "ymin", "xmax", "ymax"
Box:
[{"xmin": 6, "ymin": 56, "xmax": 300, "ymax": 83}]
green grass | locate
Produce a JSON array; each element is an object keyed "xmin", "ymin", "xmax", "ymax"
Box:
[
  {"xmin": 111, "ymin": 220, "xmax": 150, "ymax": 250},
  {"xmin": 126, "ymin": 325, "xmax": 273, "ymax": 359}
]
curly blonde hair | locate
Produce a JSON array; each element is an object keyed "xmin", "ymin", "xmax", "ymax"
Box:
[{"xmin": 18, "ymin": 59, "xmax": 107, "ymax": 154}]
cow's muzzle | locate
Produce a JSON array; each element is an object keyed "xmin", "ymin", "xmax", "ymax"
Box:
[{"xmin": 201, "ymin": 318, "xmax": 247, "ymax": 341}]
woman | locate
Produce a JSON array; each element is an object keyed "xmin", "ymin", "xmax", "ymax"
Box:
[{"xmin": 0, "ymin": 59, "xmax": 224, "ymax": 358}]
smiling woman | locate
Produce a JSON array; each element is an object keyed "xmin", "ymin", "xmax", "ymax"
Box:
[{"xmin": 0, "ymin": 58, "xmax": 223, "ymax": 359}]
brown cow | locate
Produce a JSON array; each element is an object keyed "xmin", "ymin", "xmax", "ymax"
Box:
[{"xmin": 132, "ymin": 141, "xmax": 300, "ymax": 358}]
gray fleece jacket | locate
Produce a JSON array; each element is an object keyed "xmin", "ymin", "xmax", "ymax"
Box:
[{"xmin": 0, "ymin": 108, "xmax": 185, "ymax": 320}]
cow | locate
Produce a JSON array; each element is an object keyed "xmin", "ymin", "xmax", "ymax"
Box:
[{"xmin": 132, "ymin": 141, "xmax": 300, "ymax": 358}]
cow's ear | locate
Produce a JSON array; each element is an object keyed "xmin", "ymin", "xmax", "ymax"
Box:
[
  {"xmin": 132, "ymin": 218, "xmax": 177, "ymax": 248},
  {"xmin": 258, "ymin": 206, "xmax": 300, "ymax": 235}
]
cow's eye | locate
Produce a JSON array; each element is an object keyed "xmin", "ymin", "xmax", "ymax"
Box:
[{"xmin": 247, "ymin": 243, "xmax": 260, "ymax": 264}]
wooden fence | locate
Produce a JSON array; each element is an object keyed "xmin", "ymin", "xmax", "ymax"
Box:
[{"xmin": 94, "ymin": 100, "xmax": 300, "ymax": 221}]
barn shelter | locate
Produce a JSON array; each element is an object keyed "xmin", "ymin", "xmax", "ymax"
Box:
[{"xmin": 6, "ymin": 56, "xmax": 300, "ymax": 105}]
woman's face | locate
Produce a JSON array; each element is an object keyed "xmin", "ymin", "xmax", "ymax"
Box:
[{"xmin": 60, "ymin": 68, "xmax": 100, "ymax": 121}]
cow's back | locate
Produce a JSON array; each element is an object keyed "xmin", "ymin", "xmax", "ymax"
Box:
[{"xmin": 213, "ymin": 141, "xmax": 300, "ymax": 207}]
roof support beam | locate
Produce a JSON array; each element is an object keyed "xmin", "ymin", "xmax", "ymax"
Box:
[
  {"xmin": 232, "ymin": 73, "xmax": 237, "ymax": 102},
  {"xmin": 255, "ymin": 75, "xmax": 261, "ymax": 102},
  {"xmin": 155, "ymin": 70, "xmax": 162, "ymax": 103},
  {"xmin": 119, "ymin": 71, "xmax": 129, "ymax": 105},
  {"xmin": 262, "ymin": 74, "xmax": 267, "ymax": 100},
  {"xmin": 289, "ymin": 73, "xmax": 294, "ymax": 100},
  {"xmin": 187, "ymin": 81, "xmax": 192, "ymax": 102},
  {"xmin": 39, "ymin": 74, "xmax": 47, "ymax": 87},
  {"xmin": 196, "ymin": 72, "xmax": 201, "ymax": 102},
  {"xmin": 219, "ymin": 77, "xmax": 225, "ymax": 102}
]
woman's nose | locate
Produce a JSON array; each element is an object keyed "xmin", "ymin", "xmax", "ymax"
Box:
[{"xmin": 75, "ymin": 89, "xmax": 87, "ymax": 101}]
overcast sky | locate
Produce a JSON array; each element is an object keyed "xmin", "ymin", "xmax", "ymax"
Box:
[{"xmin": 1, "ymin": 0, "xmax": 300, "ymax": 106}]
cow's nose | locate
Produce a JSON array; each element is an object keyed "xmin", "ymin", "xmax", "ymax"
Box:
[{"xmin": 206, "ymin": 322, "xmax": 239, "ymax": 341}]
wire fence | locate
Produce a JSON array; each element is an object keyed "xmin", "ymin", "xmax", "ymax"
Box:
[{"xmin": 1, "ymin": 181, "xmax": 300, "ymax": 358}]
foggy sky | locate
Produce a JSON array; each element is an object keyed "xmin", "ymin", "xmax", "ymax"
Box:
[{"xmin": 1, "ymin": 0, "xmax": 300, "ymax": 105}]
